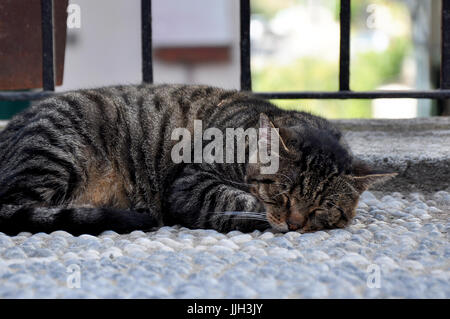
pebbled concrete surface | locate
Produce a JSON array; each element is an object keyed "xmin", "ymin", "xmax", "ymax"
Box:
[{"xmin": 0, "ymin": 191, "xmax": 448, "ymax": 299}]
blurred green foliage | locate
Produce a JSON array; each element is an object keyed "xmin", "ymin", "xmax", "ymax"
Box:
[
  {"xmin": 253, "ymin": 37, "xmax": 410, "ymax": 118},
  {"xmin": 351, "ymin": 37, "xmax": 410, "ymax": 91},
  {"xmin": 251, "ymin": 0, "xmax": 412, "ymax": 119}
]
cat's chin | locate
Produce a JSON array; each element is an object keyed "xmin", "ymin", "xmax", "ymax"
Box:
[{"xmin": 267, "ymin": 222, "xmax": 289, "ymax": 233}]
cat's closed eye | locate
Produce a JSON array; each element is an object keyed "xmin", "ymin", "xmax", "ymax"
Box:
[
  {"xmin": 324, "ymin": 202, "xmax": 335, "ymax": 209},
  {"xmin": 262, "ymin": 199, "xmax": 277, "ymax": 205}
]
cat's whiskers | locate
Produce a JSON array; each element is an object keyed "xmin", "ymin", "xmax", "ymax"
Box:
[
  {"xmin": 209, "ymin": 211, "xmax": 266, "ymax": 216},
  {"xmin": 208, "ymin": 211, "xmax": 268, "ymax": 221},
  {"xmin": 228, "ymin": 217, "xmax": 268, "ymax": 221},
  {"xmin": 274, "ymin": 173, "xmax": 293, "ymax": 184},
  {"xmin": 220, "ymin": 178, "xmax": 253, "ymax": 187}
]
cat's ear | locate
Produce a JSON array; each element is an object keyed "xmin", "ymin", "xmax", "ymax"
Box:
[
  {"xmin": 350, "ymin": 172, "xmax": 397, "ymax": 193},
  {"xmin": 259, "ymin": 113, "xmax": 272, "ymax": 130},
  {"xmin": 348, "ymin": 160, "xmax": 397, "ymax": 192},
  {"xmin": 351, "ymin": 160, "xmax": 376, "ymax": 176},
  {"xmin": 347, "ymin": 161, "xmax": 397, "ymax": 193},
  {"xmin": 259, "ymin": 113, "xmax": 289, "ymax": 152}
]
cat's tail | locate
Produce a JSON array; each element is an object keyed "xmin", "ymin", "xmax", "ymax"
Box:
[{"xmin": 0, "ymin": 204, "xmax": 160, "ymax": 236}]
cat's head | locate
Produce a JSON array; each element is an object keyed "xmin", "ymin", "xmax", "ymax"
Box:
[{"xmin": 246, "ymin": 113, "xmax": 396, "ymax": 233}]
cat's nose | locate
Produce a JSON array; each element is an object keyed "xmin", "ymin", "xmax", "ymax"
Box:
[
  {"xmin": 286, "ymin": 221, "xmax": 301, "ymax": 231},
  {"xmin": 287, "ymin": 211, "xmax": 305, "ymax": 231}
]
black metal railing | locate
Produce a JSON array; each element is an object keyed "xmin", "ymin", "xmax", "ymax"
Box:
[
  {"xmin": 1, "ymin": 0, "xmax": 450, "ymax": 104},
  {"xmin": 243, "ymin": 0, "xmax": 450, "ymax": 101},
  {"xmin": 141, "ymin": 0, "xmax": 153, "ymax": 84}
]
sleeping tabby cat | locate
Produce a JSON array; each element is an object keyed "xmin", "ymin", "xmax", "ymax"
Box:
[{"xmin": 0, "ymin": 84, "xmax": 395, "ymax": 235}]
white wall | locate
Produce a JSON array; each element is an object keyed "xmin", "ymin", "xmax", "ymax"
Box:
[{"xmin": 58, "ymin": 0, "xmax": 240, "ymax": 92}]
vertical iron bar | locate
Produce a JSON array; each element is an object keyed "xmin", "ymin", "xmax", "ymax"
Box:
[
  {"xmin": 339, "ymin": 0, "xmax": 351, "ymax": 91},
  {"xmin": 142, "ymin": 0, "xmax": 153, "ymax": 83},
  {"xmin": 240, "ymin": 0, "xmax": 252, "ymax": 91},
  {"xmin": 41, "ymin": 0, "xmax": 55, "ymax": 91},
  {"xmin": 441, "ymin": 0, "xmax": 450, "ymax": 89}
]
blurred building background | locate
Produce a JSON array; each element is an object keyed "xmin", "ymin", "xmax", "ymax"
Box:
[
  {"xmin": 2, "ymin": 0, "xmax": 444, "ymax": 119},
  {"xmin": 60, "ymin": 0, "xmax": 240, "ymax": 90}
]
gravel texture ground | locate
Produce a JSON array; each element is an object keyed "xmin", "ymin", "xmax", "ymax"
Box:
[{"xmin": 0, "ymin": 191, "xmax": 448, "ymax": 298}]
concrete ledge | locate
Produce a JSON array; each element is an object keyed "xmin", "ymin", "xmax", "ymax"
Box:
[
  {"xmin": 333, "ymin": 117, "xmax": 450, "ymax": 193},
  {"xmin": 333, "ymin": 117, "xmax": 450, "ymax": 132}
]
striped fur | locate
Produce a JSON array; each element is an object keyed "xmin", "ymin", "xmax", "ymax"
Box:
[{"xmin": 0, "ymin": 84, "xmax": 394, "ymax": 235}]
